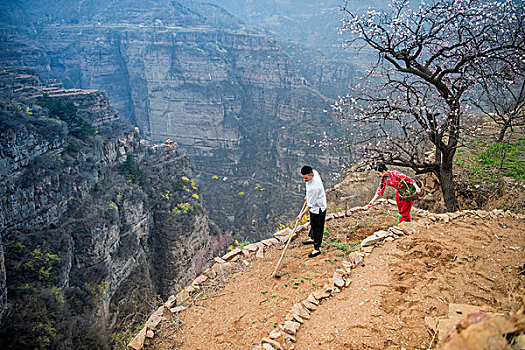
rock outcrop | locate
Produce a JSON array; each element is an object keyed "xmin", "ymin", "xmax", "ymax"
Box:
[
  {"xmin": 0, "ymin": 0, "xmax": 355, "ymax": 240},
  {"xmin": 0, "ymin": 68, "xmax": 224, "ymax": 349}
]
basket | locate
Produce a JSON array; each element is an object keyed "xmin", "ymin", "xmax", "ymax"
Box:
[{"xmin": 398, "ymin": 179, "xmax": 423, "ymax": 201}]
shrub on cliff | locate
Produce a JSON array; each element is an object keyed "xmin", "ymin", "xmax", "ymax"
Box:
[
  {"xmin": 121, "ymin": 154, "xmax": 144, "ymax": 184},
  {"xmin": 37, "ymin": 94, "xmax": 95, "ymax": 140},
  {"xmin": 0, "ymin": 99, "xmax": 67, "ymax": 143}
]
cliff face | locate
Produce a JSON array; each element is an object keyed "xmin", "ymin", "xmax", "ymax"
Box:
[
  {"xmin": 0, "ymin": 0, "xmax": 356, "ymax": 240},
  {"xmin": 0, "ymin": 68, "xmax": 222, "ymax": 349}
]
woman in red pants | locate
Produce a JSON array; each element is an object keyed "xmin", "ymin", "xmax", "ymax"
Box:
[{"xmin": 365, "ymin": 163, "xmax": 421, "ymax": 223}]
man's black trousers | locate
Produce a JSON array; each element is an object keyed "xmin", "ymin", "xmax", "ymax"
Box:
[{"xmin": 308, "ymin": 209, "xmax": 326, "ymax": 251}]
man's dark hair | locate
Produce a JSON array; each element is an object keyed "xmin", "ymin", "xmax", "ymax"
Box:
[
  {"xmin": 373, "ymin": 163, "xmax": 388, "ymax": 172},
  {"xmin": 301, "ymin": 165, "xmax": 313, "ymax": 175}
]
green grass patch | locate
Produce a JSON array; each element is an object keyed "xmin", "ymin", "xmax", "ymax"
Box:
[{"xmin": 457, "ymin": 137, "xmax": 525, "ymax": 182}]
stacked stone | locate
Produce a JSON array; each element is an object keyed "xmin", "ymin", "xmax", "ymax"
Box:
[
  {"xmin": 359, "ymin": 208, "xmax": 524, "ymax": 249},
  {"xmin": 252, "ymin": 206, "xmax": 524, "ymax": 350},
  {"xmin": 127, "ymin": 225, "xmax": 307, "ymax": 349},
  {"xmin": 129, "ymin": 204, "xmax": 524, "ymax": 349},
  {"xmin": 252, "ymin": 252, "xmax": 365, "ymax": 349}
]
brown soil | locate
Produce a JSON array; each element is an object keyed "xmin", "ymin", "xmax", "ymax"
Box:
[{"xmin": 149, "ymin": 205, "xmax": 525, "ymax": 350}]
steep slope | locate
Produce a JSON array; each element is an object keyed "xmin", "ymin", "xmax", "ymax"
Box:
[
  {"xmin": 0, "ymin": 0, "xmax": 355, "ymax": 240},
  {"xmin": 136, "ymin": 202, "xmax": 524, "ymax": 349},
  {"xmin": 0, "ymin": 68, "xmax": 224, "ymax": 349}
]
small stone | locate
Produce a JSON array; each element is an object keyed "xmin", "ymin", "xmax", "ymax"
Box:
[
  {"xmin": 335, "ymin": 268, "xmax": 347, "ymax": 275},
  {"xmin": 291, "ymin": 303, "xmax": 310, "ymax": 319},
  {"xmin": 212, "ymin": 262, "xmax": 232, "ymax": 275},
  {"xmin": 313, "ymin": 289, "xmax": 330, "ymax": 300},
  {"xmin": 245, "ymin": 243, "xmax": 259, "ymax": 252},
  {"xmin": 262, "ymin": 337, "xmax": 283, "ymax": 350},
  {"xmin": 263, "ymin": 238, "xmax": 278, "ymax": 245},
  {"xmin": 268, "ymin": 238, "xmax": 280, "ymax": 245},
  {"xmin": 152, "ymin": 306, "xmax": 164, "ymax": 317},
  {"xmin": 361, "ymin": 233, "xmax": 386, "ymax": 247},
  {"xmin": 273, "ymin": 228, "xmax": 292, "ymax": 240},
  {"xmin": 256, "ymin": 246, "xmax": 264, "ymax": 259},
  {"xmin": 342, "ymin": 260, "xmax": 353, "ymax": 269},
  {"xmin": 424, "ymin": 316, "xmax": 438, "ymax": 331},
  {"xmin": 323, "ymin": 283, "xmax": 336, "ymax": 294},
  {"xmin": 186, "ymin": 285, "xmax": 197, "ymax": 293},
  {"xmin": 476, "ymin": 210, "xmax": 490, "ymax": 219},
  {"xmin": 164, "ymin": 295, "xmax": 176, "ymax": 308},
  {"xmin": 384, "ymin": 237, "xmax": 395, "ymax": 242},
  {"xmin": 176, "ymin": 290, "xmax": 190, "ymax": 305},
  {"xmin": 262, "ymin": 343, "xmax": 275, "ymax": 350},
  {"xmin": 169, "ymin": 305, "xmax": 187, "ymax": 313},
  {"xmin": 302, "ymin": 300, "xmax": 318, "ymax": 311},
  {"xmin": 396, "ymin": 221, "xmax": 421, "ymax": 235},
  {"xmin": 145, "ymin": 314, "xmax": 162, "ymax": 329},
  {"xmin": 388, "ymin": 226, "xmax": 405, "ymax": 236},
  {"xmin": 281, "ymin": 321, "xmax": 301, "ymax": 335},
  {"xmin": 295, "ymin": 224, "xmax": 306, "ymax": 233},
  {"xmin": 344, "ymin": 278, "xmax": 352, "ymax": 287},
  {"xmin": 230, "ymin": 254, "xmax": 241, "ymax": 262},
  {"xmin": 268, "ymin": 329, "xmax": 282, "ymax": 339},
  {"xmin": 307, "ymin": 294, "xmax": 319, "ymax": 305},
  {"xmin": 222, "ymin": 248, "xmax": 242, "ymax": 261},
  {"xmin": 291, "ymin": 313, "xmax": 304, "ymax": 323},
  {"xmin": 333, "ymin": 272, "xmax": 345, "ymax": 288},
  {"xmin": 361, "ymin": 246, "xmax": 373, "ymax": 254},
  {"xmin": 282, "ymin": 333, "xmax": 297, "ymax": 343},
  {"xmin": 146, "ymin": 329, "xmax": 154, "ymax": 338},
  {"xmin": 127, "ymin": 327, "xmax": 147, "ymax": 350},
  {"xmin": 431, "ymin": 214, "xmax": 450, "ymax": 223},
  {"xmin": 204, "ymin": 266, "xmax": 217, "ymax": 278},
  {"xmin": 193, "ymin": 274, "xmax": 208, "ymax": 286},
  {"xmin": 214, "ymin": 257, "xmax": 227, "ymax": 264}
]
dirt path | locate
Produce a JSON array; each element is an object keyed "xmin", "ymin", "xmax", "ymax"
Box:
[{"xmin": 149, "ymin": 206, "xmax": 525, "ymax": 349}]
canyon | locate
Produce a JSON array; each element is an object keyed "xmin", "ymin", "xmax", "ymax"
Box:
[
  {"xmin": 0, "ymin": 1, "xmax": 363, "ymax": 348},
  {"xmin": 0, "ymin": 68, "xmax": 226, "ymax": 348},
  {"xmin": 0, "ymin": 0, "xmax": 358, "ymax": 241}
]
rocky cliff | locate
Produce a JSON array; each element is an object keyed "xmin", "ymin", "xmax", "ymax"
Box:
[
  {"xmin": 0, "ymin": 0, "xmax": 356, "ymax": 241},
  {"xmin": 0, "ymin": 68, "xmax": 225, "ymax": 349}
]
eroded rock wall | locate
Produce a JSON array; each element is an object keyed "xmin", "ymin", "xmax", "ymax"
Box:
[
  {"xmin": 0, "ymin": 0, "xmax": 356, "ymax": 240},
  {"xmin": 0, "ymin": 69, "xmax": 222, "ymax": 349}
]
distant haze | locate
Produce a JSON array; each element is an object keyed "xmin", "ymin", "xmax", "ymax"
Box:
[{"xmin": 205, "ymin": 0, "xmax": 390, "ymax": 58}]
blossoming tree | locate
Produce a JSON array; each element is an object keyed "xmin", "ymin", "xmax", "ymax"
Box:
[{"xmin": 337, "ymin": 0, "xmax": 524, "ymax": 211}]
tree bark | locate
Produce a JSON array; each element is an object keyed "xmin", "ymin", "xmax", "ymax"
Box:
[
  {"xmin": 497, "ymin": 122, "xmax": 508, "ymax": 143},
  {"xmin": 438, "ymin": 150, "xmax": 458, "ymax": 212}
]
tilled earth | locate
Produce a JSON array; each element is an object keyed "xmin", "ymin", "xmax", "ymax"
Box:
[{"xmin": 148, "ymin": 205, "xmax": 525, "ymax": 350}]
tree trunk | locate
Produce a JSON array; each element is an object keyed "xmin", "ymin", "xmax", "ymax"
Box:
[
  {"xmin": 497, "ymin": 122, "xmax": 510, "ymax": 143},
  {"xmin": 438, "ymin": 150, "xmax": 459, "ymax": 212}
]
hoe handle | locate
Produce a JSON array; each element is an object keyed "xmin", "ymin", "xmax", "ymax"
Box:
[{"xmin": 272, "ymin": 202, "xmax": 307, "ymax": 277}]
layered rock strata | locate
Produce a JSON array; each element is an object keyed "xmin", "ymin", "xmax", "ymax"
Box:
[
  {"xmin": 0, "ymin": 0, "xmax": 355, "ymax": 240},
  {"xmin": 0, "ymin": 69, "xmax": 223, "ymax": 349}
]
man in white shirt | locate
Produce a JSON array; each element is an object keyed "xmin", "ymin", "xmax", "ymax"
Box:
[{"xmin": 296, "ymin": 166, "xmax": 327, "ymax": 258}]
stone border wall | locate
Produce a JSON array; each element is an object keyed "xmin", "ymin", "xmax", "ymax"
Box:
[{"xmin": 128, "ymin": 199, "xmax": 525, "ymax": 349}]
